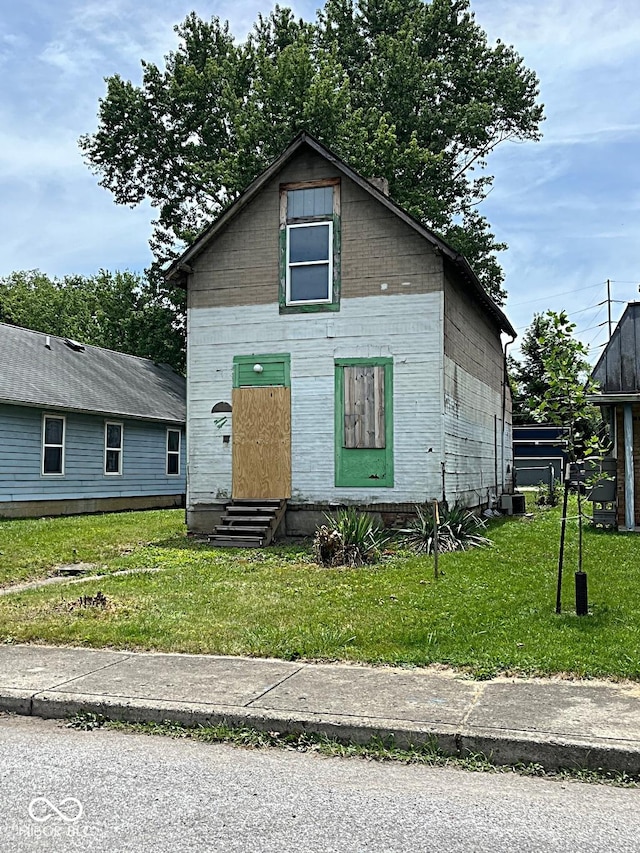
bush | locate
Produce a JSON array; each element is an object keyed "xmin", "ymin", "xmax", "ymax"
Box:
[
  {"xmin": 314, "ymin": 508, "xmax": 390, "ymax": 567},
  {"xmin": 400, "ymin": 503, "xmax": 492, "ymax": 555},
  {"xmin": 535, "ymin": 479, "xmax": 559, "ymax": 507}
]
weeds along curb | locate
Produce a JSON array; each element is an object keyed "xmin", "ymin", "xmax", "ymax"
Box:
[
  {"xmin": 64, "ymin": 712, "xmax": 639, "ymax": 789},
  {"xmin": 4, "ymin": 691, "xmax": 638, "ymax": 787}
]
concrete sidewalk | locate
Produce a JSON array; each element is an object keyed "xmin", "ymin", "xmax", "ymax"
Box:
[{"xmin": 1, "ymin": 644, "xmax": 639, "ymax": 775}]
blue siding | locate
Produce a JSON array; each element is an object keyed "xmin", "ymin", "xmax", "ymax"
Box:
[{"xmin": 0, "ymin": 403, "xmax": 185, "ymax": 502}]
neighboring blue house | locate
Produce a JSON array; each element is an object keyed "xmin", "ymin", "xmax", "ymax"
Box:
[{"xmin": 0, "ymin": 323, "xmax": 186, "ymax": 519}]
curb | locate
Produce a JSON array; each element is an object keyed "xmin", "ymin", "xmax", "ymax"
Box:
[{"xmin": 3, "ymin": 692, "xmax": 639, "ymax": 777}]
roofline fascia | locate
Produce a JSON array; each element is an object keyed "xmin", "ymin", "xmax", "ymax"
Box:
[
  {"xmin": 165, "ymin": 133, "xmax": 311, "ymax": 284},
  {"xmin": 587, "ymin": 394, "xmax": 640, "ymax": 404},
  {"xmin": 0, "ymin": 397, "xmax": 185, "ymax": 426}
]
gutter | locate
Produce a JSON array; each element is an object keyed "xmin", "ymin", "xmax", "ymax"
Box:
[{"xmin": 0, "ymin": 398, "xmax": 185, "ymax": 426}]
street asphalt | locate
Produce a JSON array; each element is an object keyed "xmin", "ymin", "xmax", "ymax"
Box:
[{"xmin": 0, "ymin": 644, "xmax": 639, "ymax": 775}]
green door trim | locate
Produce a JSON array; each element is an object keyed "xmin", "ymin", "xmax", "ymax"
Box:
[
  {"xmin": 233, "ymin": 353, "xmax": 291, "ymax": 388},
  {"xmin": 334, "ymin": 357, "xmax": 394, "ymax": 488}
]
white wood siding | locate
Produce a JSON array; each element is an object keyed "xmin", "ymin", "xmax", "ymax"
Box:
[
  {"xmin": 443, "ymin": 355, "xmax": 510, "ymax": 506},
  {"xmin": 187, "ymin": 293, "xmax": 444, "ymax": 506}
]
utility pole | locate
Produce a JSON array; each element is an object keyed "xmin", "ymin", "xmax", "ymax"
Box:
[{"xmin": 607, "ymin": 279, "xmax": 612, "ymax": 339}]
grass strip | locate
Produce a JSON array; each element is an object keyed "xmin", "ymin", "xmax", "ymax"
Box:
[{"xmin": 65, "ymin": 711, "xmax": 639, "ymax": 789}]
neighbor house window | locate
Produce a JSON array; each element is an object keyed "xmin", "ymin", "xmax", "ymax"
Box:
[
  {"xmin": 42, "ymin": 415, "xmax": 65, "ymax": 475},
  {"xmin": 104, "ymin": 422, "xmax": 123, "ymax": 475},
  {"xmin": 166, "ymin": 429, "xmax": 181, "ymax": 475},
  {"xmin": 279, "ymin": 181, "xmax": 340, "ymax": 313}
]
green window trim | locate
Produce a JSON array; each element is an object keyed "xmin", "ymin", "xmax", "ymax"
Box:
[
  {"xmin": 233, "ymin": 353, "xmax": 291, "ymax": 388},
  {"xmin": 334, "ymin": 357, "xmax": 394, "ymax": 488},
  {"xmin": 279, "ymin": 185, "xmax": 341, "ymax": 315}
]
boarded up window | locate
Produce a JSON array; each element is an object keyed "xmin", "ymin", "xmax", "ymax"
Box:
[
  {"xmin": 233, "ymin": 355, "xmax": 290, "ymax": 388},
  {"xmin": 343, "ymin": 365, "xmax": 385, "ymax": 449}
]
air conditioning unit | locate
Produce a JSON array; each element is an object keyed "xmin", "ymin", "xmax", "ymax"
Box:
[{"xmin": 500, "ymin": 493, "xmax": 526, "ymax": 515}]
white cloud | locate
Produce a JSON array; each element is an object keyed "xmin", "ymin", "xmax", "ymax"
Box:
[{"xmin": 0, "ymin": 129, "xmax": 82, "ymax": 178}]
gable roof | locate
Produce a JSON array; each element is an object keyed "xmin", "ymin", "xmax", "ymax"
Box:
[
  {"xmin": 165, "ymin": 131, "xmax": 516, "ymax": 338},
  {"xmin": 591, "ymin": 301, "xmax": 640, "ymax": 395},
  {"xmin": 0, "ymin": 324, "xmax": 186, "ymax": 424}
]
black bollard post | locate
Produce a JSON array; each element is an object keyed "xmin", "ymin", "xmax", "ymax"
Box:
[{"xmin": 575, "ymin": 571, "xmax": 588, "ymax": 616}]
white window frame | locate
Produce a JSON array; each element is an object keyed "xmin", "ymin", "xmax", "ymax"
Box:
[
  {"xmin": 42, "ymin": 414, "xmax": 65, "ymax": 476},
  {"xmin": 104, "ymin": 421, "xmax": 123, "ymax": 476},
  {"xmin": 166, "ymin": 428, "xmax": 181, "ymax": 476},
  {"xmin": 285, "ymin": 220, "xmax": 333, "ymax": 306}
]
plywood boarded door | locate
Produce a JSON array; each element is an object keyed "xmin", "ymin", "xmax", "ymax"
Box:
[{"xmin": 232, "ymin": 386, "xmax": 291, "ymax": 499}]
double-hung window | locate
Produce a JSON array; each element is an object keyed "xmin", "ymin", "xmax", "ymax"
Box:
[
  {"xmin": 287, "ymin": 220, "xmax": 333, "ymax": 304},
  {"xmin": 42, "ymin": 415, "xmax": 65, "ymax": 475},
  {"xmin": 166, "ymin": 429, "xmax": 181, "ymax": 475},
  {"xmin": 280, "ymin": 181, "xmax": 340, "ymax": 312},
  {"xmin": 104, "ymin": 422, "xmax": 123, "ymax": 475}
]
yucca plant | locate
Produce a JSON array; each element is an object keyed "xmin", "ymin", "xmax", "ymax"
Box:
[
  {"xmin": 314, "ymin": 508, "xmax": 390, "ymax": 567},
  {"xmin": 400, "ymin": 503, "xmax": 492, "ymax": 555}
]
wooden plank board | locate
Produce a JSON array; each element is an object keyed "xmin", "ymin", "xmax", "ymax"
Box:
[
  {"xmin": 344, "ymin": 366, "xmax": 355, "ymax": 448},
  {"xmin": 363, "ymin": 366, "xmax": 375, "ymax": 448},
  {"xmin": 232, "ymin": 387, "xmax": 291, "ymax": 499},
  {"xmin": 374, "ymin": 365, "xmax": 385, "ymax": 448},
  {"xmin": 343, "ymin": 365, "xmax": 385, "ymax": 449}
]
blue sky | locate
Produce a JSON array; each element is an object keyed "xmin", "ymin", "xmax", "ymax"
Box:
[{"xmin": 2, "ymin": 0, "xmax": 639, "ymax": 359}]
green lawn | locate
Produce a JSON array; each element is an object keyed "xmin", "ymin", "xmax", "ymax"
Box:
[
  {"xmin": 0, "ymin": 510, "xmax": 186, "ymax": 586},
  {"xmin": 0, "ymin": 504, "xmax": 639, "ymax": 679}
]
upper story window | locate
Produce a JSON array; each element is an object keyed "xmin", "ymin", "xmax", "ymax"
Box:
[
  {"xmin": 287, "ymin": 221, "xmax": 333, "ymax": 304},
  {"xmin": 42, "ymin": 415, "xmax": 65, "ymax": 475},
  {"xmin": 166, "ymin": 429, "xmax": 181, "ymax": 476},
  {"xmin": 280, "ymin": 180, "xmax": 340, "ymax": 313},
  {"xmin": 104, "ymin": 422, "xmax": 123, "ymax": 475}
]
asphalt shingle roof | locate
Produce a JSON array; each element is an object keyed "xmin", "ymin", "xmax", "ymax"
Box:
[{"xmin": 0, "ymin": 323, "xmax": 185, "ymax": 424}]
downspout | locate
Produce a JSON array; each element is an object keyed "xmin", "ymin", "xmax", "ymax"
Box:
[
  {"xmin": 502, "ymin": 334, "xmax": 516, "ymax": 493},
  {"xmin": 624, "ymin": 403, "xmax": 635, "ymax": 530}
]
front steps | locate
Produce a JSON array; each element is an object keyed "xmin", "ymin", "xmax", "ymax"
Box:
[{"xmin": 208, "ymin": 499, "xmax": 287, "ymax": 548}]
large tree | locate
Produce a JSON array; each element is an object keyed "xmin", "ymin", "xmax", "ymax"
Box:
[
  {"xmin": 79, "ymin": 0, "xmax": 543, "ymax": 303},
  {"xmin": 0, "ymin": 270, "xmax": 184, "ymax": 373}
]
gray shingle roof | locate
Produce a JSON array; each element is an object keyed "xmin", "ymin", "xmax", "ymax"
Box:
[{"xmin": 0, "ymin": 323, "xmax": 185, "ymax": 424}]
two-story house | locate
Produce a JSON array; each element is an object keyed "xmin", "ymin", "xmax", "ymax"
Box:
[{"xmin": 166, "ymin": 133, "xmax": 516, "ymax": 542}]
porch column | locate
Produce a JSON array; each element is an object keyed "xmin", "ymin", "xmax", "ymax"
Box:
[{"xmin": 624, "ymin": 403, "xmax": 635, "ymax": 530}]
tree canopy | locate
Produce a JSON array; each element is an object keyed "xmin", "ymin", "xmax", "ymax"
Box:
[
  {"xmin": 0, "ymin": 270, "xmax": 185, "ymax": 373},
  {"xmin": 509, "ymin": 310, "xmax": 602, "ymax": 454},
  {"xmin": 80, "ymin": 0, "xmax": 544, "ymax": 303}
]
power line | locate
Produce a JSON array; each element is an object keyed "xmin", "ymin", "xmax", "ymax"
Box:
[
  {"xmin": 566, "ymin": 302, "xmax": 605, "ymax": 318},
  {"xmin": 508, "ymin": 281, "xmax": 605, "ymax": 308}
]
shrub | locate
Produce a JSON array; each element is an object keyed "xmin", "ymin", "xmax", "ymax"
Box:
[
  {"xmin": 400, "ymin": 503, "xmax": 492, "ymax": 555},
  {"xmin": 314, "ymin": 508, "xmax": 390, "ymax": 567},
  {"xmin": 535, "ymin": 479, "xmax": 559, "ymax": 507}
]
